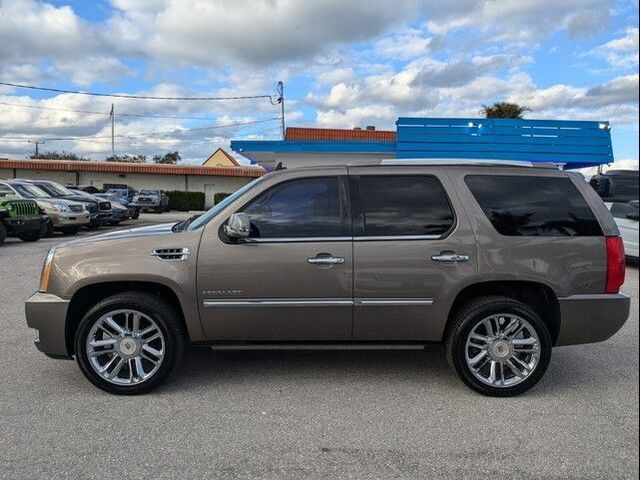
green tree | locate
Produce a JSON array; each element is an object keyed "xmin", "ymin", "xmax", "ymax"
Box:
[
  {"xmin": 105, "ymin": 154, "xmax": 147, "ymax": 163},
  {"xmin": 152, "ymin": 151, "xmax": 181, "ymax": 164},
  {"xmin": 480, "ymin": 102, "xmax": 532, "ymax": 119},
  {"xmin": 30, "ymin": 150, "xmax": 89, "ymax": 161}
]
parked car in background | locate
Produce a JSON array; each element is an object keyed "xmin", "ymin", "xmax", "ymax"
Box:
[
  {"xmin": 91, "ymin": 193, "xmax": 132, "ymax": 225},
  {"xmin": 26, "ymin": 160, "xmax": 630, "ymax": 396},
  {"xmin": 105, "ymin": 186, "xmax": 138, "ymax": 204},
  {"xmin": 133, "ymin": 189, "xmax": 170, "ymax": 213},
  {"xmin": 590, "ymin": 170, "xmax": 639, "ymax": 201},
  {"xmin": 103, "ymin": 188, "xmax": 139, "ymax": 219},
  {"xmin": 2, "ymin": 180, "xmax": 89, "ymax": 235},
  {"xmin": 0, "ymin": 192, "xmax": 47, "ymax": 244},
  {"xmin": 606, "ymin": 200, "xmax": 639, "ymax": 259},
  {"xmin": 20, "ymin": 180, "xmax": 112, "ymax": 228}
]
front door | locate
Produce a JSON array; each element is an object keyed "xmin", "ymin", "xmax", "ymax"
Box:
[
  {"xmin": 197, "ymin": 171, "xmax": 353, "ymax": 341},
  {"xmin": 348, "ymin": 167, "xmax": 476, "ymax": 341}
]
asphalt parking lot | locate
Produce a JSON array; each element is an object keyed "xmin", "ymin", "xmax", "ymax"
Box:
[{"xmin": 1, "ymin": 216, "xmax": 638, "ymax": 479}]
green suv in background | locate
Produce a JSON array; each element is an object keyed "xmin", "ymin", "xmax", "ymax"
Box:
[{"xmin": 0, "ymin": 195, "xmax": 48, "ymax": 245}]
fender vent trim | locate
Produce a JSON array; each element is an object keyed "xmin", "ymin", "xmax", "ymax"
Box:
[{"xmin": 151, "ymin": 248, "xmax": 191, "ymax": 261}]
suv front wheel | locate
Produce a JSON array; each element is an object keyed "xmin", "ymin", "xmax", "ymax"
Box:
[
  {"xmin": 75, "ymin": 292, "xmax": 184, "ymax": 395},
  {"xmin": 446, "ymin": 295, "xmax": 552, "ymax": 397}
]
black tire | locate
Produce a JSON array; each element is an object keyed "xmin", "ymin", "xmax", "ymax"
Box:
[
  {"xmin": 130, "ymin": 208, "xmax": 140, "ymax": 220},
  {"xmin": 155, "ymin": 206, "xmax": 163, "ymax": 214},
  {"xmin": 446, "ymin": 295, "xmax": 552, "ymax": 397},
  {"xmin": 0, "ymin": 222, "xmax": 6, "ymax": 244},
  {"xmin": 18, "ymin": 223, "xmax": 46, "ymax": 242},
  {"xmin": 74, "ymin": 292, "xmax": 185, "ymax": 395},
  {"xmin": 60, "ymin": 226, "xmax": 80, "ymax": 235}
]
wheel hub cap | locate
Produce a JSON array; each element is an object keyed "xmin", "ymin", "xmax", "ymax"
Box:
[
  {"xmin": 488, "ymin": 339, "xmax": 512, "ymax": 360},
  {"xmin": 117, "ymin": 337, "xmax": 139, "ymax": 357}
]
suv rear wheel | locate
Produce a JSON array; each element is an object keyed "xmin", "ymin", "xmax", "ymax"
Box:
[
  {"xmin": 74, "ymin": 292, "xmax": 184, "ymax": 395},
  {"xmin": 446, "ymin": 295, "xmax": 551, "ymax": 397}
]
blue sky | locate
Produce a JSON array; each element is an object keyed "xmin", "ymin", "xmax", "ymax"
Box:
[{"xmin": 0, "ymin": 0, "xmax": 638, "ymax": 169}]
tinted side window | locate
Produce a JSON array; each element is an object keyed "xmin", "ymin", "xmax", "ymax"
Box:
[
  {"xmin": 243, "ymin": 177, "xmax": 345, "ymax": 238},
  {"xmin": 353, "ymin": 175, "xmax": 454, "ymax": 237},
  {"xmin": 465, "ymin": 175, "xmax": 602, "ymax": 237},
  {"xmin": 0, "ymin": 184, "xmax": 13, "ymax": 195}
]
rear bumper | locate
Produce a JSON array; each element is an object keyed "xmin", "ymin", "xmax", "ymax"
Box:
[
  {"xmin": 556, "ymin": 293, "xmax": 630, "ymax": 346},
  {"xmin": 25, "ymin": 292, "xmax": 71, "ymax": 359}
]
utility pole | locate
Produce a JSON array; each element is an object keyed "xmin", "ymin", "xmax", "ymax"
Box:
[
  {"xmin": 110, "ymin": 103, "xmax": 115, "ymax": 157},
  {"xmin": 277, "ymin": 81, "xmax": 285, "ymax": 139},
  {"xmin": 28, "ymin": 140, "xmax": 45, "ymax": 158}
]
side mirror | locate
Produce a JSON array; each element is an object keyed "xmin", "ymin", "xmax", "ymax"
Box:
[
  {"xmin": 224, "ymin": 212, "xmax": 251, "ymax": 238},
  {"xmin": 626, "ymin": 213, "xmax": 640, "ymax": 221}
]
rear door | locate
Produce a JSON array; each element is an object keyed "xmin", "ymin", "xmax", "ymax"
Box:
[{"xmin": 349, "ymin": 166, "xmax": 477, "ymax": 341}]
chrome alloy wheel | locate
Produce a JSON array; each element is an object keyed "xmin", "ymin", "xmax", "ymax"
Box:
[
  {"xmin": 86, "ymin": 309, "xmax": 165, "ymax": 385},
  {"xmin": 465, "ymin": 314, "xmax": 541, "ymax": 388}
]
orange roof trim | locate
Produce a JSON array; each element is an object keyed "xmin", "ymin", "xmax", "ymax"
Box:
[
  {"xmin": 285, "ymin": 127, "xmax": 396, "ymax": 142},
  {"xmin": 0, "ymin": 158, "xmax": 264, "ymax": 178}
]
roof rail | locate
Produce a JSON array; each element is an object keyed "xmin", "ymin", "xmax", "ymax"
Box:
[{"xmin": 379, "ymin": 158, "xmax": 563, "ymax": 169}]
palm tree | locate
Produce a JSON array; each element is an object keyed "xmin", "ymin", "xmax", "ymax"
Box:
[{"xmin": 480, "ymin": 102, "xmax": 531, "ymax": 119}]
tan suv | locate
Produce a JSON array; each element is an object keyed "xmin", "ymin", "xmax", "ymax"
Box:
[{"xmin": 25, "ymin": 160, "xmax": 630, "ymax": 396}]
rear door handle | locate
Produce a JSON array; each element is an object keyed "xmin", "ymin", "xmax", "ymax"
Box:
[
  {"xmin": 308, "ymin": 256, "xmax": 345, "ymax": 265},
  {"xmin": 431, "ymin": 253, "xmax": 470, "ymax": 263}
]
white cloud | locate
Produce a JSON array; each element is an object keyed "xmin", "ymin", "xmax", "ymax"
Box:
[
  {"xmin": 587, "ymin": 27, "xmax": 639, "ymax": 69},
  {"xmin": 423, "ymin": 0, "xmax": 610, "ymax": 41}
]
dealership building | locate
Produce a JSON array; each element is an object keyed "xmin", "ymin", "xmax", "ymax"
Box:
[
  {"xmin": 0, "ymin": 153, "xmax": 263, "ymax": 209},
  {"xmin": 231, "ymin": 117, "xmax": 614, "ymax": 170}
]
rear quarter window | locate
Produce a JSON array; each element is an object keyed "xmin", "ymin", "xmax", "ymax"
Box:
[{"xmin": 465, "ymin": 175, "xmax": 602, "ymax": 237}]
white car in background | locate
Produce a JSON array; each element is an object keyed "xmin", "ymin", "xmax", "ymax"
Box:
[{"xmin": 606, "ymin": 200, "xmax": 639, "ymax": 259}]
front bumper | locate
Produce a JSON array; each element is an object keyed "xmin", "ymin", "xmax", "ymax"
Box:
[
  {"xmin": 4, "ymin": 215, "xmax": 47, "ymax": 235},
  {"xmin": 134, "ymin": 202, "xmax": 160, "ymax": 210},
  {"xmin": 50, "ymin": 212, "xmax": 90, "ymax": 228},
  {"xmin": 25, "ymin": 292, "xmax": 71, "ymax": 359},
  {"xmin": 555, "ymin": 293, "xmax": 630, "ymax": 346},
  {"xmin": 89, "ymin": 212, "xmax": 112, "ymax": 226}
]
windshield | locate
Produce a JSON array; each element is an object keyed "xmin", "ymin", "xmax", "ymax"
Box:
[
  {"xmin": 187, "ymin": 177, "xmax": 266, "ymax": 231},
  {"xmin": 12, "ymin": 183, "xmax": 50, "ymax": 198},
  {"xmin": 139, "ymin": 190, "xmax": 159, "ymax": 195},
  {"xmin": 36, "ymin": 182, "xmax": 75, "ymax": 197}
]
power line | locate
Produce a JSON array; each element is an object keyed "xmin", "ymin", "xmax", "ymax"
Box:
[
  {"xmin": 0, "ymin": 101, "xmax": 243, "ymax": 121},
  {"xmin": 0, "ymin": 81, "xmax": 277, "ymax": 102}
]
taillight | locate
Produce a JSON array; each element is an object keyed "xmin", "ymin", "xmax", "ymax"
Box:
[{"xmin": 605, "ymin": 236, "xmax": 625, "ymax": 294}]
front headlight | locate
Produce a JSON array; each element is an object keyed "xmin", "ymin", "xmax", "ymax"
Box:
[
  {"xmin": 39, "ymin": 247, "xmax": 56, "ymax": 293},
  {"xmin": 50, "ymin": 203, "xmax": 71, "ymax": 213}
]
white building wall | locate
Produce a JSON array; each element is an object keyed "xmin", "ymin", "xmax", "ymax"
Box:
[{"xmin": 14, "ymin": 169, "xmax": 77, "ymax": 185}]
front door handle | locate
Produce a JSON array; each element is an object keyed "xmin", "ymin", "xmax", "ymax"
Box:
[
  {"xmin": 431, "ymin": 252, "xmax": 470, "ymax": 263},
  {"xmin": 308, "ymin": 255, "xmax": 345, "ymax": 265}
]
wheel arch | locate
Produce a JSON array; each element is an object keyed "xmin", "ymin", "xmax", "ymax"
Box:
[
  {"xmin": 443, "ymin": 280, "xmax": 561, "ymax": 345},
  {"xmin": 65, "ymin": 281, "xmax": 190, "ymax": 356}
]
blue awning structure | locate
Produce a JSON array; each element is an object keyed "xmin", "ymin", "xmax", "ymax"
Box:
[
  {"xmin": 396, "ymin": 117, "xmax": 613, "ymax": 168},
  {"xmin": 231, "ymin": 117, "xmax": 614, "ymax": 169}
]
